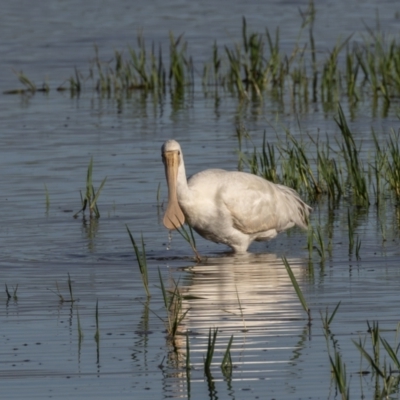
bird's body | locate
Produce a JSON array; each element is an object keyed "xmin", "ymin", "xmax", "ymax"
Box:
[{"xmin": 162, "ymin": 140, "xmax": 311, "ymax": 253}]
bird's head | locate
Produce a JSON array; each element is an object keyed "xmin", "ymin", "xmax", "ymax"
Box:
[{"xmin": 161, "ymin": 140, "xmax": 185, "ymax": 230}]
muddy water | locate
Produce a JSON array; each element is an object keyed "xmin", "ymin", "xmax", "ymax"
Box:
[{"xmin": 2, "ymin": 1, "xmax": 400, "ymax": 399}]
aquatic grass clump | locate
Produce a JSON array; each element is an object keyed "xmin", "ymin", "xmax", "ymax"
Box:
[
  {"xmin": 104, "ymin": 39, "xmax": 166, "ymax": 93},
  {"xmin": 185, "ymin": 326, "xmax": 235, "ymax": 386},
  {"xmin": 246, "ymin": 131, "xmax": 279, "ymax": 183},
  {"xmin": 329, "ymin": 350, "xmax": 349, "ymax": 400},
  {"xmin": 238, "ymin": 102, "xmax": 400, "ymax": 209},
  {"xmin": 204, "ymin": 327, "xmax": 218, "ymax": 375},
  {"xmin": 127, "ymin": 35, "xmax": 165, "ymax": 92},
  {"xmin": 89, "ymin": 33, "xmax": 192, "ymax": 95},
  {"xmin": 313, "ymin": 135, "xmax": 344, "ymax": 200},
  {"xmin": 370, "ymin": 127, "xmax": 400, "ymax": 206},
  {"xmin": 322, "ymin": 306, "xmax": 349, "ymax": 400},
  {"xmin": 353, "ymin": 321, "xmax": 400, "ymax": 398},
  {"xmin": 158, "ymin": 269, "xmax": 190, "ymax": 342},
  {"xmin": 220, "ymin": 334, "xmax": 234, "ymax": 376},
  {"xmin": 4, "ymin": 70, "xmax": 51, "ymax": 95},
  {"xmin": 203, "ymin": 328, "xmax": 234, "ymax": 378},
  {"xmin": 223, "ymin": 17, "xmax": 287, "ymax": 98},
  {"xmin": 239, "ymin": 124, "xmax": 343, "ymax": 202},
  {"xmin": 320, "ymin": 36, "xmax": 353, "ymax": 105},
  {"xmin": 169, "ymin": 32, "xmax": 193, "ymax": 91},
  {"xmin": 321, "ymin": 301, "xmax": 341, "ymax": 334},
  {"xmin": 209, "ymin": 1, "xmax": 400, "ymax": 105},
  {"xmin": 370, "ymin": 129, "xmax": 387, "ymax": 205},
  {"xmin": 8, "ymin": 4, "xmax": 400, "ymax": 107},
  {"xmin": 49, "ymin": 273, "xmax": 75, "ymax": 303},
  {"xmin": 68, "ymin": 67, "xmax": 82, "ymax": 94},
  {"xmin": 4, "ymin": 70, "xmax": 36, "ymax": 94},
  {"xmin": 5, "ymin": 31, "xmax": 189, "ymax": 97},
  {"xmin": 355, "ymin": 31, "xmax": 400, "ymax": 104},
  {"xmin": 242, "ymin": 132, "xmax": 320, "ymax": 199},
  {"xmin": 5, "ymin": 284, "xmax": 18, "ymax": 301},
  {"xmin": 280, "ymin": 131, "xmax": 322, "ymax": 199},
  {"xmin": 335, "ymin": 105, "xmax": 369, "ymax": 206},
  {"xmin": 74, "ymin": 157, "xmax": 107, "ymax": 219},
  {"xmin": 202, "ymin": 40, "xmax": 223, "ymax": 90},
  {"xmin": 345, "ymin": 44, "xmax": 360, "ymax": 103},
  {"xmin": 136, "ymin": 270, "xmax": 190, "ymax": 348},
  {"xmin": 384, "ymin": 129, "xmax": 400, "ymax": 201},
  {"xmin": 13, "ymin": 71, "xmax": 35, "ymax": 92}
]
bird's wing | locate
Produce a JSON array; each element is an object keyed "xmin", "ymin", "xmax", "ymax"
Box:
[{"xmin": 220, "ymin": 173, "xmax": 301, "ymax": 235}]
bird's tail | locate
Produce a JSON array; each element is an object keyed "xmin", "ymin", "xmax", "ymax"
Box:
[{"xmin": 277, "ymin": 185, "xmax": 312, "ymax": 230}]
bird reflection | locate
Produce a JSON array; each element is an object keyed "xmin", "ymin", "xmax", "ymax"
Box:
[
  {"xmin": 178, "ymin": 253, "xmax": 305, "ymax": 333},
  {"xmin": 161, "ymin": 253, "xmax": 311, "ymax": 399}
]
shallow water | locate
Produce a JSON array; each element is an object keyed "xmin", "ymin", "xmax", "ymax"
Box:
[{"xmin": 1, "ymin": 1, "xmax": 400, "ymax": 399}]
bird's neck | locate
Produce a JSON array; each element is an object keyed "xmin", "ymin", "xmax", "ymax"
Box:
[{"xmin": 176, "ymin": 158, "xmax": 190, "ymax": 199}]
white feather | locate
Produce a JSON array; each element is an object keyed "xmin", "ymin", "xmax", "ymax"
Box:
[{"xmin": 162, "ymin": 140, "xmax": 311, "ymax": 253}]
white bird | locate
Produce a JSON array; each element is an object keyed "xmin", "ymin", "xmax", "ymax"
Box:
[{"xmin": 162, "ymin": 139, "xmax": 311, "ymax": 253}]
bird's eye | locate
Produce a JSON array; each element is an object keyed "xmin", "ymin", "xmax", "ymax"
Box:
[{"xmin": 178, "ymin": 151, "xmax": 181, "ymax": 156}]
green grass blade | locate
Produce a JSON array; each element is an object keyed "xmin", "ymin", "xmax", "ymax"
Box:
[
  {"xmin": 167, "ymin": 218, "xmax": 201, "ymax": 261},
  {"xmin": 235, "ymin": 284, "xmax": 247, "ymax": 331},
  {"xmin": 86, "ymin": 157, "xmax": 94, "ymax": 198},
  {"xmin": 380, "ymin": 336, "xmax": 400, "ymax": 369},
  {"xmin": 126, "ymin": 226, "xmax": 150, "ymax": 297},
  {"xmin": 94, "ymin": 299, "xmax": 100, "ymax": 343},
  {"xmin": 352, "ymin": 338, "xmax": 384, "ymax": 377},
  {"xmin": 44, "ymin": 184, "xmax": 50, "ymax": 210},
  {"xmin": 67, "ymin": 273, "xmax": 74, "ymax": 302},
  {"xmin": 186, "ymin": 330, "xmax": 191, "ymax": 371},
  {"xmin": 329, "ymin": 352, "xmax": 348, "ymax": 398},
  {"xmin": 204, "ymin": 327, "xmax": 218, "ymax": 373},
  {"xmin": 221, "ymin": 335, "xmax": 234, "ymax": 369},
  {"xmin": 12, "ymin": 284, "xmax": 18, "ymax": 301},
  {"xmin": 282, "ymin": 256, "xmax": 310, "ymax": 320},
  {"xmin": 328, "ymin": 301, "xmax": 341, "ymax": 326},
  {"xmin": 76, "ymin": 306, "xmax": 84, "ymax": 339},
  {"xmin": 89, "ymin": 176, "xmax": 107, "ymax": 211},
  {"xmin": 5, "ymin": 284, "xmax": 11, "ymax": 300},
  {"xmin": 158, "ymin": 267, "xmax": 168, "ymax": 309}
]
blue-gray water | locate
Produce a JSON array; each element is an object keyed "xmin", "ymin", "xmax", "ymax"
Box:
[{"xmin": 1, "ymin": 1, "xmax": 400, "ymax": 399}]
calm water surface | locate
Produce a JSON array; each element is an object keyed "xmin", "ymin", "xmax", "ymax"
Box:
[{"xmin": 1, "ymin": 1, "xmax": 400, "ymax": 399}]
